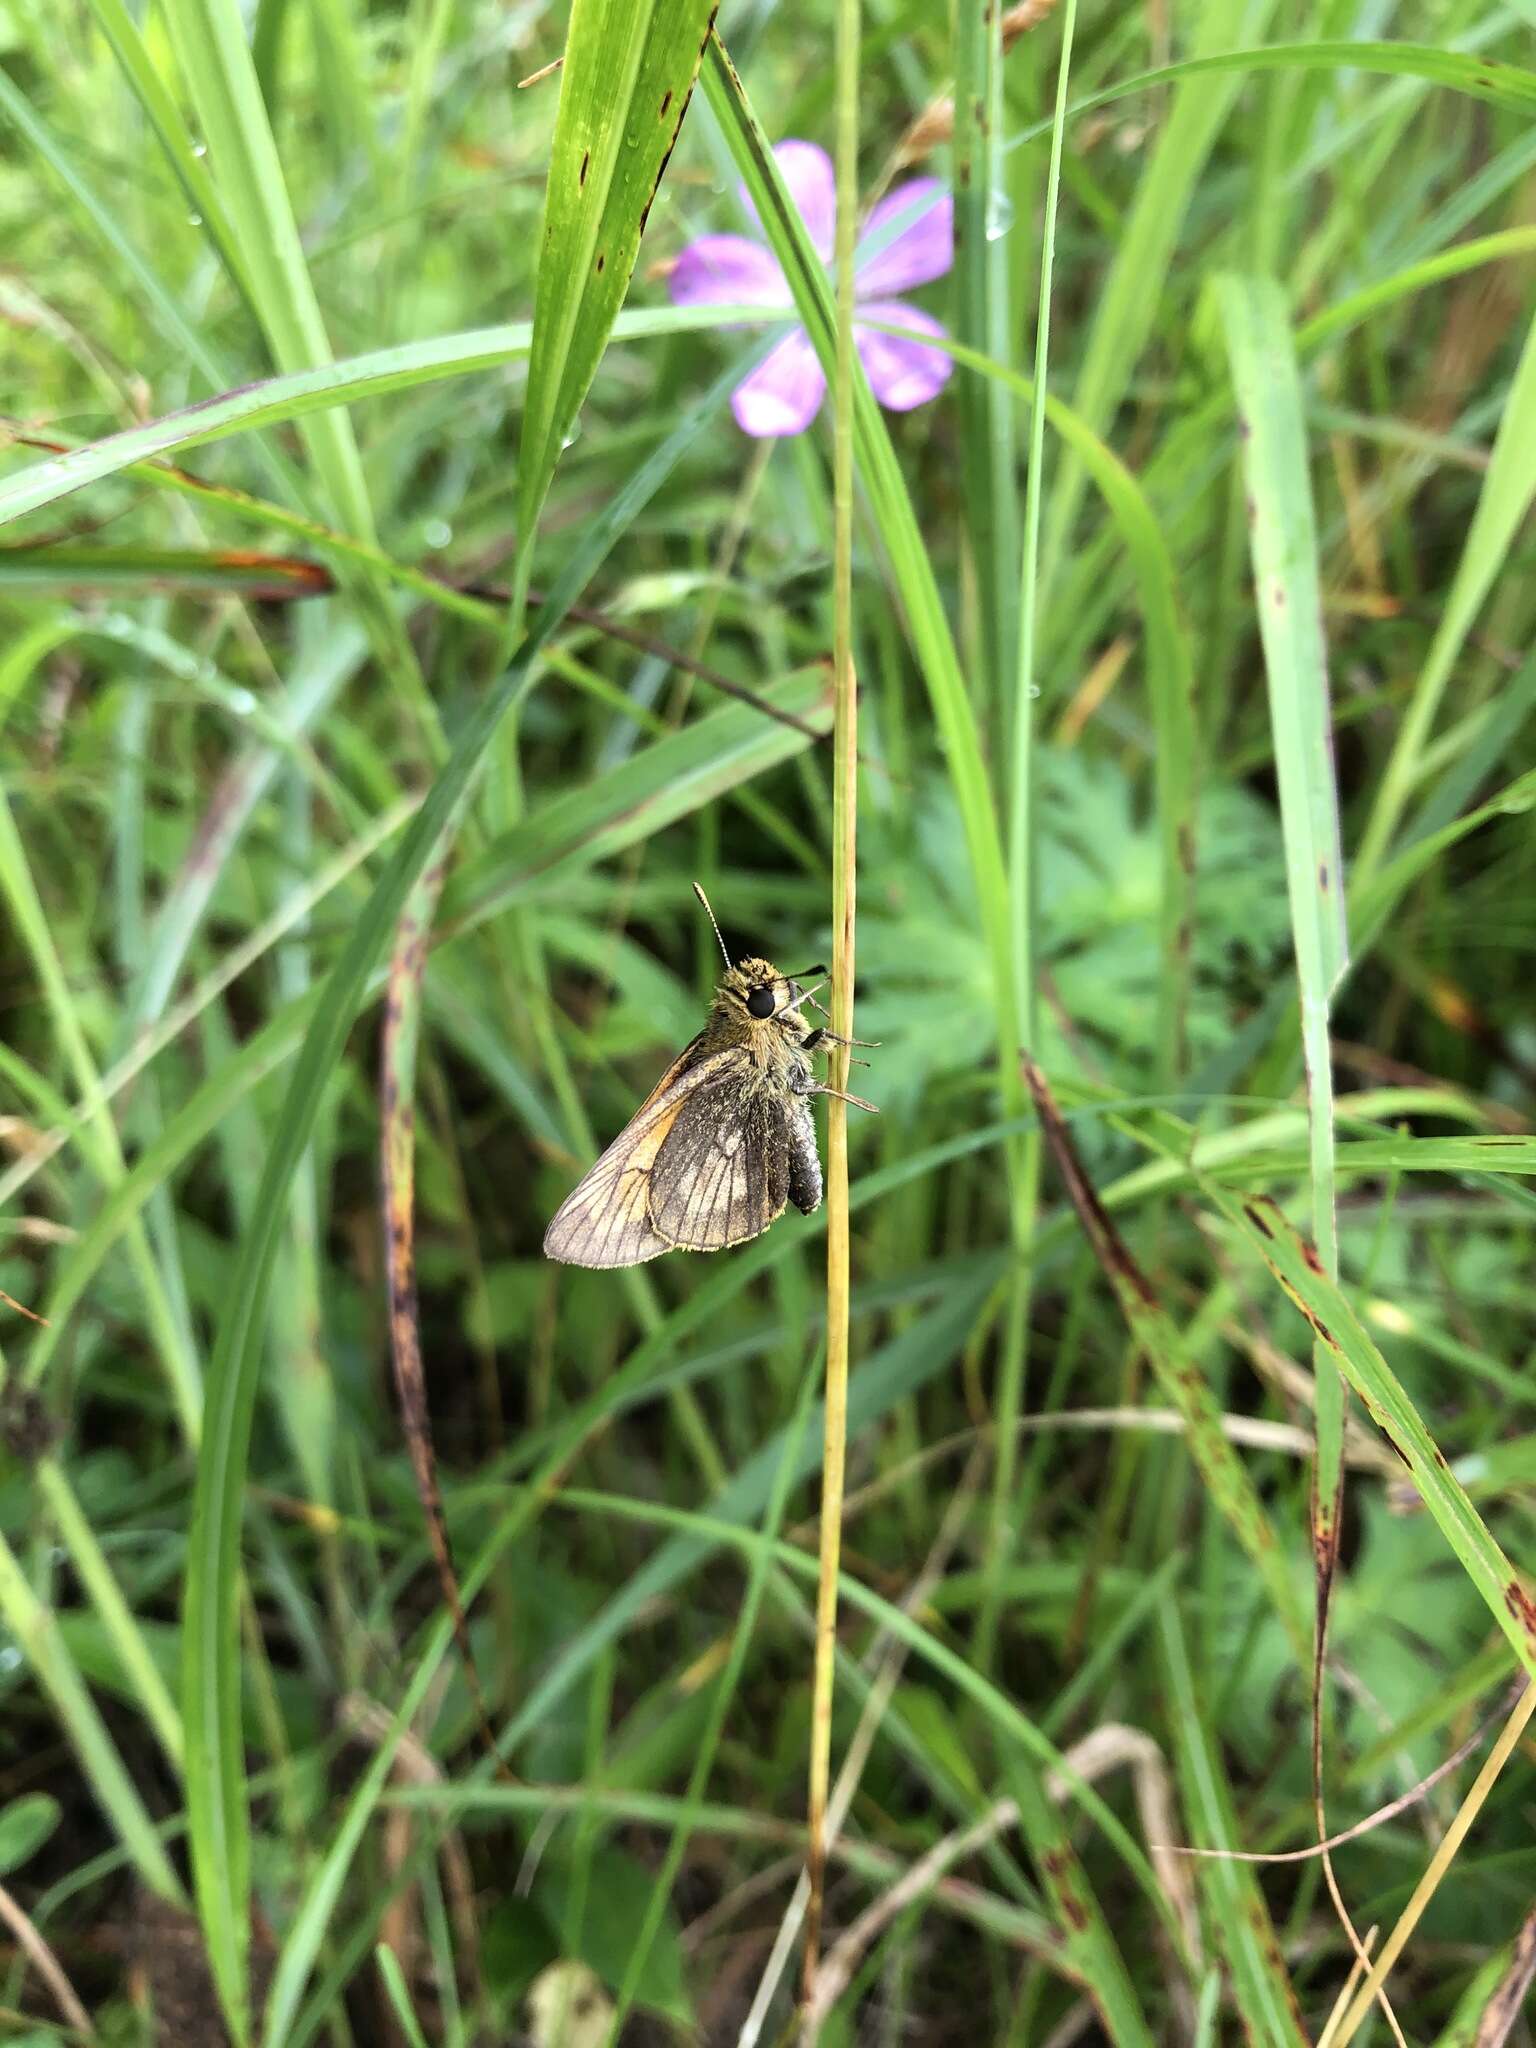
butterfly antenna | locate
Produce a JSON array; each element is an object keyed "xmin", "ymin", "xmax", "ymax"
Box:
[{"xmin": 692, "ymin": 882, "xmax": 732, "ymax": 968}]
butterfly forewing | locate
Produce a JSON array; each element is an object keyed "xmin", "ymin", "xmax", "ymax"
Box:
[
  {"xmin": 650, "ymin": 1079, "xmax": 790, "ymax": 1250},
  {"xmin": 542, "ymin": 1039, "xmax": 728, "ymax": 1268}
]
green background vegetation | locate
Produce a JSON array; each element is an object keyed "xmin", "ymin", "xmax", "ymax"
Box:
[{"xmin": 2, "ymin": 1, "xmax": 1536, "ymax": 2041}]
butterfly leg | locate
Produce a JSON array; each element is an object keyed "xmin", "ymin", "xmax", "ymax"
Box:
[
  {"xmin": 802, "ymin": 1026, "xmax": 877, "ymax": 1057},
  {"xmin": 788, "ymin": 1055, "xmax": 876, "ymax": 1115},
  {"xmin": 809, "ymin": 1082, "xmax": 880, "ymax": 1113},
  {"xmin": 803, "ymin": 997, "xmax": 880, "ymax": 1048}
]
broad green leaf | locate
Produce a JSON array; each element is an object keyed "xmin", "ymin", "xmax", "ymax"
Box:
[
  {"xmin": 516, "ymin": 0, "xmax": 718, "ymax": 588},
  {"xmin": 0, "ymin": 1794, "xmax": 60, "ymax": 1877}
]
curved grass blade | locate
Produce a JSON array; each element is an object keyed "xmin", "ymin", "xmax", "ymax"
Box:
[
  {"xmin": 1010, "ymin": 42, "xmax": 1536, "ymax": 155},
  {"xmin": 177, "ymin": 351, "xmax": 764, "ymax": 2040},
  {"xmin": 80, "ymin": 0, "xmax": 251, "ymax": 309},
  {"xmin": 610, "ymin": 1367, "xmax": 815, "ymax": 2038},
  {"xmin": 0, "ymin": 307, "xmax": 752, "ymax": 529},
  {"xmin": 1213, "ymin": 1185, "xmax": 1536, "ymax": 1685},
  {"xmin": 1356, "ymin": 301, "xmax": 1536, "ymax": 878},
  {"xmin": 702, "ymin": 35, "xmax": 1013, "ymax": 1037}
]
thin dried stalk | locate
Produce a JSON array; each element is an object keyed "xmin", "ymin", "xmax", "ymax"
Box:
[
  {"xmin": 380, "ymin": 859, "xmax": 501, "ymax": 1772},
  {"xmin": 0, "ymin": 1879, "xmax": 93, "ymax": 2037},
  {"xmin": 801, "ymin": 0, "xmax": 860, "ymax": 2019},
  {"xmin": 1320, "ymin": 1681, "xmax": 1536, "ymax": 2046}
]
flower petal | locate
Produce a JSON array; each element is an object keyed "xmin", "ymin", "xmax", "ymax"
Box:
[
  {"xmin": 669, "ymin": 233, "xmax": 788, "ymax": 310},
  {"xmin": 854, "ymin": 301, "xmax": 952, "ymax": 412},
  {"xmin": 855, "ymin": 179, "xmax": 953, "ymax": 294},
  {"xmin": 732, "ymin": 327, "xmax": 827, "ymax": 437},
  {"xmin": 740, "ymin": 140, "xmax": 836, "ymax": 263}
]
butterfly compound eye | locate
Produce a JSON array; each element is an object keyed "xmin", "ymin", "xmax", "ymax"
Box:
[{"xmin": 746, "ymin": 986, "xmax": 777, "ymax": 1019}]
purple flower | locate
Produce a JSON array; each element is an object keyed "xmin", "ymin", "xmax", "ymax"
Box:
[{"xmin": 670, "ymin": 139, "xmax": 954, "ymax": 438}]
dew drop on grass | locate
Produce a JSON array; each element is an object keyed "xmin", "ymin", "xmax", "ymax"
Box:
[
  {"xmin": 423, "ymin": 518, "xmax": 453, "ymax": 549},
  {"xmin": 187, "ymin": 212, "xmax": 203, "ymax": 227},
  {"xmin": 191, "ymin": 141, "xmax": 207, "ymax": 158},
  {"xmin": 984, "ymin": 188, "xmax": 1014, "ymax": 242}
]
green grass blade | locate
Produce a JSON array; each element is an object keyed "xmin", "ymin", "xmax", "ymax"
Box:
[
  {"xmin": 951, "ymin": 0, "xmax": 1018, "ymax": 719},
  {"xmin": 610, "ymin": 1368, "xmax": 815, "ymax": 2034},
  {"xmin": 445, "ymin": 672, "xmax": 831, "ymax": 925},
  {"xmin": 1217, "ymin": 270, "xmax": 1349, "ymax": 1629},
  {"xmin": 1014, "ymin": 41, "xmax": 1536, "ymax": 152},
  {"xmin": 0, "ymin": 1530, "xmax": 183, "ymax": 1905},
  {"xmin": 157, "ymin": 0, "xmax": 375, "ymax": 537},
  {"xmin": 515, "ymin": 0, "xmax": 718, "ymax": 606},
  {"xmin": 1356, "ymin": 301, "xmax": 1536, "ymax": 878},
  {"xmin": 919, "ymin": 326, "xmax": 1198, "ymax": 1082},
  {"xmin": 79, "ymin": 0, "xmax": 253, "ymax": 306},
  {"xmin": 1039, "ymin": 0, "xmax": 1279, "ymax": 608},
  {"xmin": 0, "ymin": 790, "xmax": 203, "ymax": 1440},
  {"xmin": 34, "ymin": 1458, "xmax": 184, "ymax": 1773},
  {"xmin": 701, "ymin": 34, "xmax": 1019, "ymax": 1107},
  {"xmin": 1159, "ymin": 1606, "xmax": 1309, "ymax": 2047}
]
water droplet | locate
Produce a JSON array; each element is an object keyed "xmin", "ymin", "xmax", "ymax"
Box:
[
  {"xmin": 560, "ymin": 422, "xmax": 581, "ymax": 450},
  {"xmin": 0, "ymin": 1645, "xmax": 20, "ymax": 1675},
  {"xmin": 191, "ymin": 141, "xmax": 208, "ymax": 158},
  {"xmin": 423, "ymin": 518, "xmax": 452, "ymax": 549},
  {"xmin": 187, "ymin": 212, "xmax": 204, "ymax": 227},
  {"xmin": 984, "ymin": 188, "xmax": 1014, "ymax": 242},
  {"xmin": 1027, "ymin": 682, "xmax": 1041, "ymax": 699},
  {"xmin": 228, "ymin": 687, "xmax": 258, "ymax": 716}
]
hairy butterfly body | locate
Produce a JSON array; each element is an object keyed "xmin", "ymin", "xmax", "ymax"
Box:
[{"xmin": 543, "ymin": 896, "xmax": 873, "ymax": 1269}]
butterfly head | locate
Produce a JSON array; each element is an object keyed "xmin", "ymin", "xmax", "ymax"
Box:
[
  {"xmin": 721, "ymin": 958, "xmax": 802, "ymax": 1024},
  {"xmin": 692, "ymin": 887, "xmax": 824, "ymax": 1042}
]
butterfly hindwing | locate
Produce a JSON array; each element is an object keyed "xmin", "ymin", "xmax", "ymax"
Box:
[
  {"xmin": 649, "ymin": 1067, "xmax": 791, "ymax": 1251},
  {"xmin": 542, "ymin": 1039, "xmax": 731, "ymax": 1268}
]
